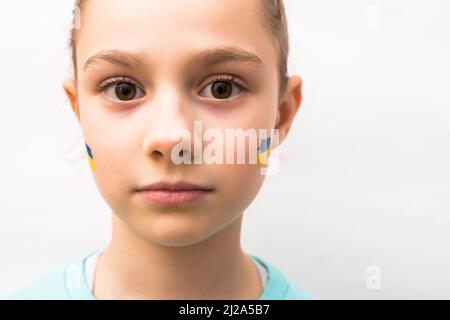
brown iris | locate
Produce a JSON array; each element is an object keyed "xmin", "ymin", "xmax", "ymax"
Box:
[
  {"xmin": 211, "ymin": 81, "xmax": 232, "ymax": 99},
  {"xmin": 115, "ymin": 83, "xmax": 137, "ymax": 101}
]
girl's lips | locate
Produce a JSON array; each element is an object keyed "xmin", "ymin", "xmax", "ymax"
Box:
[
  {"xmin": 137, "ymin": 189, "xmax": 212, "ymax": 205},
  {"xmin": 135, "ymin": 180, "xmax": 214, "ymax": 205}
]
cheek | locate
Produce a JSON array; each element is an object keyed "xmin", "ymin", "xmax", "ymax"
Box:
[
  {"xmin": 213, "ymin": 162, "xmax": 266, "ymax": 214},
  {"xmin": 81, "ymin": 124, "xmax": 138, "ymax": 213},
  {"xmin": 203, "ymin": 131, "xmax": 269, "ymax": 212},
  {"xmin": 87, "ymin": 144, "xmax": 133, "ymax": 209},
  {"xmin": 199, "ymin": 103, "xmax": 277, "ymax": 213}
]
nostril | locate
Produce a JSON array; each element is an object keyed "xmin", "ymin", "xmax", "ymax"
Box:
[
  {"xmin": 179, "ymin": 148, "xmax": 193, "ymax": 162},
  {"xmin": 150, "ymin": 148, "xmax": 190, "ymax": 161},
  {"xmin": 151, "ymin": 150, "xmax": 164, "ymax": 158}
]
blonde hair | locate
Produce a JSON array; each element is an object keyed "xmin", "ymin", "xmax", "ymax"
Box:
[{"xmin": 69, "ymin": 0, "xmax": 289, "ymax": 97}]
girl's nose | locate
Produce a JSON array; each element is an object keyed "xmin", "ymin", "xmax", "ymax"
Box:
[{"xmin": 141, "ymin": 86, "xmax": 196, "ymax": 164}]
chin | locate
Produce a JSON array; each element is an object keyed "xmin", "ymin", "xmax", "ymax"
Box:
[
  {"xmin": 140, "ymin": 215, "xmax": 215, "ymax": 247},
  {"xmin": 148, "ymin": 231, "xmax": 212, "ymax": 248},
  {"xmin": 152, "ymin": 237, "xmax": 205, "ymax": 248}
]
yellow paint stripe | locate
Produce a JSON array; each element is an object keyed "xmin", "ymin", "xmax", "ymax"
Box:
[
  {"xmin": 257, "ymin": 147, "xmax": 271, "ymax": 167},
  {"xmin": 88, "ymin": 157, "xmax": 96, "ymax": 172}
]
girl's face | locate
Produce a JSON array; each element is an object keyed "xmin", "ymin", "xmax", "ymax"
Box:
[{"xmin": 64, "ymin": 0, "xmax": 300, "ymax": 246}]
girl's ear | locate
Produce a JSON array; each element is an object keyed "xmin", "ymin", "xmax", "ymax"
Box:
[
  {"xmin": 274, "ymin": 75, "xmax": 303, "ymax": 147},
  {"xmin": 62, "ymin": 77, "xmax": 80, "ymax": 123}
]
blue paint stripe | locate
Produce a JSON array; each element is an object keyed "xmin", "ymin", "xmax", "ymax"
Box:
[
  {"xmin": 85, "ymin": 143, "xmax": 93, "ymax": 159},
  {"xmin": 258, "ymin": 137, "xmax": 271, "ymax": 153}
]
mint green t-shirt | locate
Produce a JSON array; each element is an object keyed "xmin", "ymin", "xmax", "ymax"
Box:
[{"xmin": 5, "ymin": 249, "xmax": 313, "ymax": 300}]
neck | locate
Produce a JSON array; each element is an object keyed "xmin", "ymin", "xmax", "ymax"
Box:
[{"xmin": 93, "ymin": 213, "xmax": 262, "ymax": 299}]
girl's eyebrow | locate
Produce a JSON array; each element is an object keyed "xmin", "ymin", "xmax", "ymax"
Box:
[
  {"xmin": 192, "ymin": 46, "xmax": 264, "ymax": 66},
  {"xmin": 83, "ymin": 49, "xmax": 146, "ymax": 71},
  {"xmin": 83, "ymin": 46, "xmax": 264, "ymax": 71}
]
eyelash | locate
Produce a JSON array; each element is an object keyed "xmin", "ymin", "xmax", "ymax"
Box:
[
  {"xmin": 205, "ymin": 74, "xmax": 248, "ymax": 92},
  {"xmin": 96, "ymin": 76, "xmax": 139, "ymax": 94},
  {"xmin": 95, "ymin": 74, "xmax": 248, "ymax": 105}
]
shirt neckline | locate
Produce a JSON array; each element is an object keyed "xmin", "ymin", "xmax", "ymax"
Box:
[{"xmin": 65, "ymin": 249, "xmax": 289, "ymax": 300}]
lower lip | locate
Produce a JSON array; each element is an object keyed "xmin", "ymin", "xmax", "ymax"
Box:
[{"xmin": 137, "ymin": 189, "xmax": 213, "ymax": 205}]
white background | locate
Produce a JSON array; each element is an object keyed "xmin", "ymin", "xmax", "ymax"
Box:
[{"xmin": 0, "ymin": 0, "xmax": 449, "ymax": 299}]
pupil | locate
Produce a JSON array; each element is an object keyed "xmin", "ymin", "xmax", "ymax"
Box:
[
  {"xmin": 212, "ymin": 81, "xmax": 231, "ymax": 99},
  {"xmin": 116, "ymin": 83, "xmax": 136, "ymax": 101}
]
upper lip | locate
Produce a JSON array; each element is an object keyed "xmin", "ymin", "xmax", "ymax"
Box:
[{"xmin": 136, "ymin": 181, "xmax": 214, "ymax": 192}]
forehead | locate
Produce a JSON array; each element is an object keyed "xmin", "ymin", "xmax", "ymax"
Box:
[{"xmin": 77, "ymin": 0, "xmax": 277, "ymax": 72}]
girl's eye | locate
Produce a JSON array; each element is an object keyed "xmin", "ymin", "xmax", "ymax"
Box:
[
  {"xmin": 102, "ymin": 81, "xmax": 145, "ymax": 103},
  {"xmin": 199, "ymin": 76, "xmax": 246, "ymax": 100}
]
